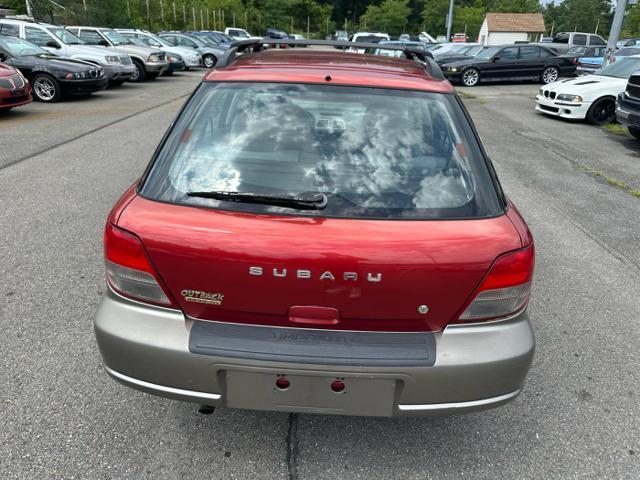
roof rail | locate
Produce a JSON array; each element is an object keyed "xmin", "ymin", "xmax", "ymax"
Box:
[{"xmin": 216, "ymin": 39, "xmax": 445, "ymax": 81}]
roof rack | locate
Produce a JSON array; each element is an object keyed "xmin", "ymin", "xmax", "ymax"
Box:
[{"xmin": 216, "ymin": 39, "xmax": 445, "ymax": 81}]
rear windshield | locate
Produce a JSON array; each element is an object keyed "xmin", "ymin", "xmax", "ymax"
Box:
[{"xmin": 140, "ymin": 82, "xmax": 503, "ymax": 220}]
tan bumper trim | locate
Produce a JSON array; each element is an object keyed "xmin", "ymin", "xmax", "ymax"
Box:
[
  {"xmin": 105, "ymin": 366, "xmax": 222, "ymax": 401},
  {"xmin": 398, "ymin": 389, "xmax": 520, "ymax": 412}
]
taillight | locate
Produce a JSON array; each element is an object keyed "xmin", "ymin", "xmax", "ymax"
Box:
[
  {"xmin": 104, "ymin": 223, "xmax": 176, "ymax": 307},
  {"xmin": 454, "ymin": 244, "xmax": 534, "ymax": 323}
]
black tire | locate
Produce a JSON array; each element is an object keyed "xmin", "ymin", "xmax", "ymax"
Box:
[
  {"xmin": 628, "ymin": 127, "xmax": 640, "ymax": 140},
  {"xmin": 541, "ymin": 66, "xmax": 560, "ymax": 84},
  {"xmin": 147, "ymin": 72, "xmax": 160, "ymax": 80},
  {"xmin": 163, "ymin": 70, "xmax": 174, "ymax": 76},
  {"xmin": 586, "ymin": 97, "xmax": 616, "ymax": 125},
  {"xmin": 32, "ymin": 73, "xmax": 62, "ymax": 103},
  {"xmin": 109, "ymin": 79, "xmax": 125, "ymax": 87},
  {"xmin": 460, "ymin": 67, "xmax": 480, "ymax": 87},
  {"xmin": 130, "ymin": 59, "xmax": 146, "ymax": 82},
  {"xmin": 203, "ymin": 54, "xmax": 216, "ymax": 68}
]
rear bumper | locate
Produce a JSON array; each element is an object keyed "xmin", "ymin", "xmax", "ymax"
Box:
[{"xmin": 95, "ymin": 289, "xmax": 535, "ymax": 416}]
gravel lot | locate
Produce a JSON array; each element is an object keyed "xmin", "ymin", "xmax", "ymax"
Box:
[{"xmin": 1, "ymin": 73, "xmax": 639, "ymax": 479}]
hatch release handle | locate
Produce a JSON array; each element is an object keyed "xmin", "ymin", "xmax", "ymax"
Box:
[{"xmin": 288, "ymin": 306, "xmax": 341, "ymax": 326}]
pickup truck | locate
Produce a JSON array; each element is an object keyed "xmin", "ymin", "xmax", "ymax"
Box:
[{"xmin": 534, "ymin": 32, "xmax": 607, "ymax": 54}]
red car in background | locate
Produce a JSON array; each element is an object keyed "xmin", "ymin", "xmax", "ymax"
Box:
[{"xmin": 0, "ymin": 63, "xmax": 31, "ymax": 111}]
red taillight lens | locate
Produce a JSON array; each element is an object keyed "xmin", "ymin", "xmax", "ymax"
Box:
[
  {"xmin": 104, "ymin": 223, "xmax": 175, "ymax": 307},
  {"xmin": 455, "ymin": 244, "xmax": 534, "ymax": 323}
]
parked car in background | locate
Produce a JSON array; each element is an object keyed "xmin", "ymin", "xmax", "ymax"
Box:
[
  {"xmin": 452, "ymin": 33, "xmax": 467, "ymax": 43},
  {"xmin": 398, "ymin": 34, "xmax": 410, "ymax": 41},
  {"xmin": 435, "ymin": 45, "xmax": 483, "ymax": 65},
  {"xmin": 350, "ymin": 32, "xmax": 391, "ymax": 53},
  {"xmin": 369, "ymin": 40, "xmax": 431, "ymax": 58},
  {"xmin": 0, "ymin": 19, "xmax": 131, "ymax": 85},
  {"xmin": 534, "ymin": 32, "xmax": 606, "ymax": 54},
  {"xmin": 187, "ymin": 31, "xmax": 233, "ymax": 47},
  {"xmin": 224, "ymin": 27, "xmax": 261, "ymax": 41},
  {"xmin": 616, "ymin": 70, "xmax": 640, "ymax": 140},
  {"xmin": 563, "ymin": 46, "xmax": 607, "ymax": 76},
  {"xmin": 564, "ymin": 46, "xmax": 606, "ymax": 62},
  {"xmin": 575, "ymin": 56, "xmax": 605, "ymax": 75},
  {"xmin": 67, "ymin": 27, "xmax": 167, "ymax": 82},
  {"xmin": 418, "ymin": 31, "xmax": 437, "ymax": 43},
  {"xmin": 621, "ymin": 38, "xmax": 640, "ymax": 47},
  {"xmin": 0, "ymin": 61, "xmax": 30, "ymax": 110},
  {"xmin": 117, "ymin": 29, "xmax": 202, "ymax": 70},
  {"xmin": 351, "ymin": 32, "xmax": 390, "ymax": 43},
  {"xmin": 334, "ymin": 30, "xmax": 348, "ymax": 42},
  {"xmin": 95, "ymin": 46, "xmax": 535, "ymax": 417},
  {"xmin": 0, "ymin": 34, "xmax": 106, "ymax": 102},
  {"xmin": 540, "ymin": 36, "xmax": 554, "ymax": 43},
  {"xmin": 158, "ymin": 32, "xmax": 224, "ymax": 68},
  {"xmin": 536, "ymin": 56, "xmax": 640, "ymax": 125},
  {"xmin": 611, "ymin": 46, "xmax": 640, "ymax": 63},
  {"xmin": 442, "ymin": 44, "xmax": 575, "ymax": 86},
  {"xmin": 264, "ymin": 28, "xmax": 290, "ymax": 39},
  {"xmin": 431, "ymin": 42, "xmax": 478, "ymax": 58}
]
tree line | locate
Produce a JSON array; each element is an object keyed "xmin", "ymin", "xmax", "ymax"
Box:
[{"xmin": 3, "ymin": 0, "xmax": 638, "ymax": 40}]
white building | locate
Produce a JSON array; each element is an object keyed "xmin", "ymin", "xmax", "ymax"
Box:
[{"xmin": 478, "ymin": 13, "xmax": 546, "ymax": 46}]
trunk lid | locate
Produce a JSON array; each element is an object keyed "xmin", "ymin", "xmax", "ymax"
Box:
[{"xmin": 119, "ymin": 196, "xmax": 522, "ymax": 332}]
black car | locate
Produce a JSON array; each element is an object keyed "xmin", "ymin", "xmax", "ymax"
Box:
[
  {"xmin": 0, "ymin": 34, "xmax": 106, "ymax": 102},
  {"xmin": 616, "ymin": 72, "xmax": 640, "ymax": 140},
  {"xmin": 441, "ymin": 44, "xmax": 576, "ymax": 87}
]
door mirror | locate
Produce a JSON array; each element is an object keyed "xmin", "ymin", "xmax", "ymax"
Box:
[
  {"xmin": 46, "ymin": 40, "xmax": 61, "ymax": 49},
  {"xmin": 98, "ymin": 39, "xmax": 109, "ymax": 47},
  {"xmin": 0, "ymin": 52, "xmax": 6, "ymax": 62},
  {"xmin": 492, "ymin": 56, "xmax": 500, "ymax": 62}
]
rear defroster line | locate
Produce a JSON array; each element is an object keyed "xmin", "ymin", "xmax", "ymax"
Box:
[{"xmin": 0, "ymin": 93, "xmax": 190, "ymax": 173}]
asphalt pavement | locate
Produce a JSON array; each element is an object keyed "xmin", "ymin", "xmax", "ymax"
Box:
[{"xmin": 1, "ymin": 73, "xmax": 639, "ymax": 479}]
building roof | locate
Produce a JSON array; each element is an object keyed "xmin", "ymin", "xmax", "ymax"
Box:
[
  {"xmin": 205, "ymin": 50, "xmax": 453, "ymax": 93},
  {"xmin": 485, "ymin": 13, "xmax": 546, "ymax": 33}
]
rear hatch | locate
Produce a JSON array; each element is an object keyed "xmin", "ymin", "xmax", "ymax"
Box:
[{"xmin": 118, "ymin": 196, "xmax": 522, "ymax": 332}]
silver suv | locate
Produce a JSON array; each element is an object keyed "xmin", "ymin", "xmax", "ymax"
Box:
[
  {"xmin": 67, "ymin": 27, "xmax": 168, "ymax": 82},
  {"xmin": 116, "ymin": 29, "xmax": 202, "ymax": 70},
  {"xmin": 0, "ymin": 19, "xmax": 133, "ymax": 85}
]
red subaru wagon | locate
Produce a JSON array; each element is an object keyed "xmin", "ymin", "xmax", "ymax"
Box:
[{"xmin": 95, "ymin": 43, "xmax": 535, "ymax": 417}]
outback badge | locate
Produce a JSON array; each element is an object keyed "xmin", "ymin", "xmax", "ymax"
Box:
[{"xmin": 181, "ymin": 290, "xmax": 224, "ymax": 305}]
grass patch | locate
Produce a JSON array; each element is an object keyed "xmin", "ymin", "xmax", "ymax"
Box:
[
  {"xmin": 479, "ymin": 98, "xmax": 489, "ymax": 105},
  {"xmin": 603, "ymin": 123, "xmax": 631, "ymax": 137},
  {"xmin": 578, "ymin": 165, "xmax": 639, "ymax": 199}
]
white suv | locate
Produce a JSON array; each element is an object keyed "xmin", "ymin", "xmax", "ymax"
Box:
[
  {"xmin": 224, "ymin": 28, "xmax": 261, "ymax": 41},
  {"xmin": 0, "ymin": 19, "xmax": 133, "ymax": 84}
]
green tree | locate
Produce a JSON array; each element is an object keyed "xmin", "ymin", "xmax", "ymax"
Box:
[
  {"xmin": 543, "ymin": 0, "xmax": 612, "ymax": 36},
  {"xmin": 360, "ymin": 0, "xmax": 411, "ymax": 35}
]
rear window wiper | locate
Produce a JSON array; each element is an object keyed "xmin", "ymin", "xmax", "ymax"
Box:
[{"xmin": 186, "ymin": 191, "xmax": 328, "ymax": 210}]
